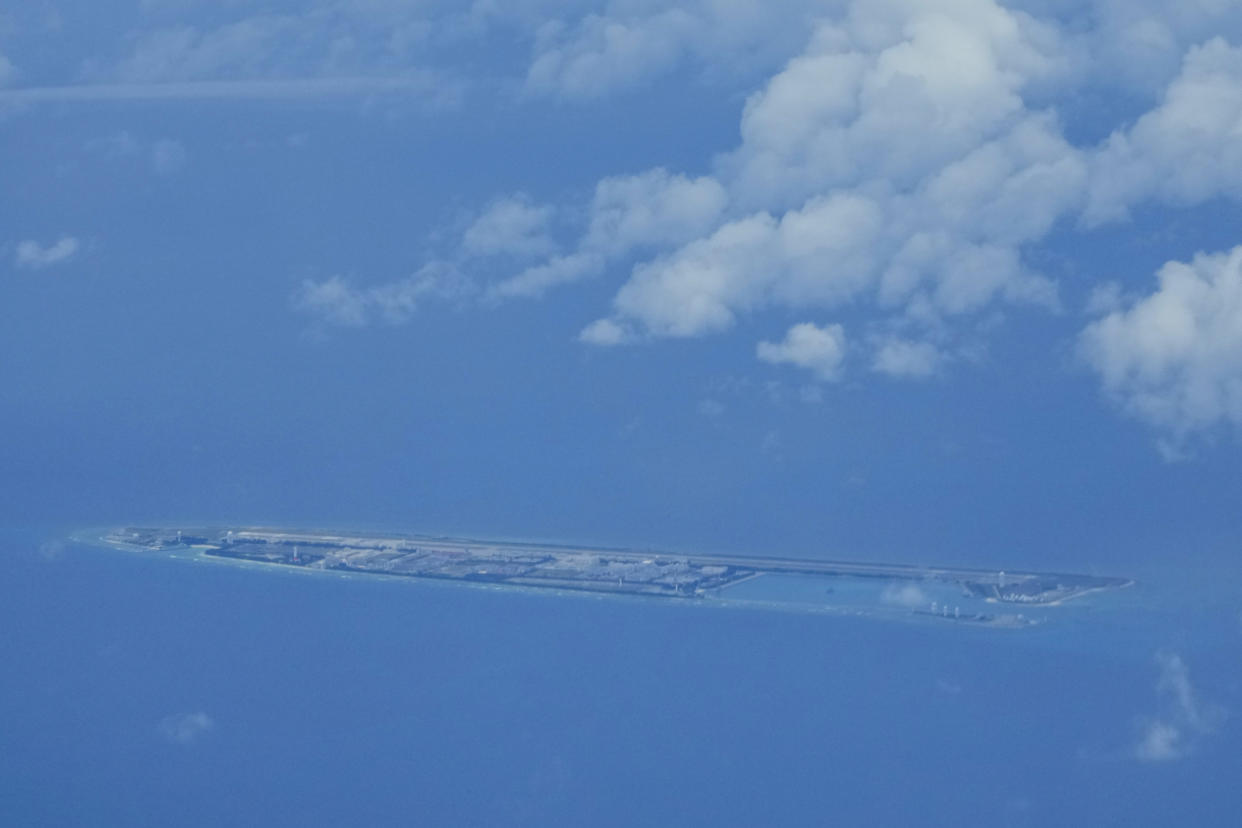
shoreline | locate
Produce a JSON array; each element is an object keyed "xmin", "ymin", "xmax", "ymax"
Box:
[{"xmin": 73, "ymin": 526, "xmax": 1135, "ymax": 630}]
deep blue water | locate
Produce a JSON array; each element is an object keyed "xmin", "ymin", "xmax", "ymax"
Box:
[{"xmin": 2, "ymin": 528, "xmax": 1239, "ymax": 827}]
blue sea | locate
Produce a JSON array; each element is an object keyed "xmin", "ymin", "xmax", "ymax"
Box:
[{"xmin": 2, "ymin": 528, "xmax": 1239, "ymax": 827}]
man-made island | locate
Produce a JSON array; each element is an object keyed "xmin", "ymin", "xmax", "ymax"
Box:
[{"xmin": 92, "ymin": 526, "xmax": 1133, "ymax": 628}]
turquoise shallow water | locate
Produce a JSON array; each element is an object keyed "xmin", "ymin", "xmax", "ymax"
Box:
[{"xmin": 2, "ymin": 528, "xmax": 1240, "ymax": 826}]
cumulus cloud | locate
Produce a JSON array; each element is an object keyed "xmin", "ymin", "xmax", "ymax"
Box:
[
  {"xmin": 575, "ymin": 0, "xmax": 1074, "ymax": 352},
  {"xmin": 604, "ymin": 195, "xmax": 884, "ymax": 338},
  {"xmin": 524, "ymin": 1, "xmax": 828, "ymax": 100},
  {"xmin": 462, "ymin": 195, "xmax": 555, "ymax": 260},
  {"xmin": 532, "ymin": 0, "xmax": 1242, "ymax": 403},
  {"xmin": 1081, "ymin": 246, "xmax": 1242, "ymax": 438},
  {"xmin": 159, "ymin": 711, "xmax": 214, "ymax": 745},
  {"xmin": 872, "ymin": 338, "xmax": 944, "ymax": 378},
  {"xmin": 581, "ymin": 169, "xmax": 728, "ymax": 258},
  {"xmin": 526, "ymin": 10, "xmax": 699, "ymax": 100},
  {"xmin": 15, "ymin": 236, "xmax": 80, "ymax": 269},
  {"xmin": 757, "ymin": 322, "xmax": 847, "ymax": 381},
  {"xmin": 1133, "ymin": 651, "xmax": 1224, "ymax": 762},
  {"xmin": 1085, "ymin": 38, "xmax": 1242, "ymax": 225},
  {"xmin": 488, "ymin": 170, "xmax": 727, "ymax": 300},
  {"xmin": 719, "ymin": 3, "xmax": 1072, "ymax": 210},
  {"xmin": 1069, "ymin": 0, "xmax": 1242, "ymax": 97},
  {"xmin": 256, "ymin": 0, "xmax": 1242, "ymax": 409}
]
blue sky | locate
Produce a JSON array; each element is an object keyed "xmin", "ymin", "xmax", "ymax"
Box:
[{"xmin": 3, "ymin": 0, "xmax": 1242, "ymax": 572}]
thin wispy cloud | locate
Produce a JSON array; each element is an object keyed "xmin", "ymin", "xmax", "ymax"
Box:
[
  {"xmin": 14, "ymin": 236, "xmax": 80, "ymax": 269},
  {"xmin": 86, "ymin": 131, "xmax": 190, "ymax": 176},
  {"xmin": 881, "ymin": 583, "xmax": 930, "ymax": 609},
  {"xmin": 1132, "ymin": 651, "xmax": 1225, "ymax": 762},
  {"xmin": 0, "ymin": 75, "xmax": 446, "ymax": 105},
  {"xmin": 293, "ymin": 263, "xmax": 471, "ymax": 329},
  {"xmin": 158, "ymin": 711, "xmax": 215, "ymax": 745}
]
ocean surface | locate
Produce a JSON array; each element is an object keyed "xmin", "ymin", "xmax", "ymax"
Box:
[{"xmin": 2, "ymin": 527, "xmax": 1239, "ymax": 827}]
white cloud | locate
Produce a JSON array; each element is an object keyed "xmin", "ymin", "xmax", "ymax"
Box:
[
  {"xmin": 38, "ymin": 540, "xmax": 65, "ymax": 561},
  {"xmin": 1066, "ymin": 0, "xmax": 1242, "ymax": 97},
  {"xmin": 1084, "ymin": 280, "xmax": 1125, "ymax": 315},
  {"xmin": 575, "ymin": 0, "xmax": 1076, "ymax": 357},
  {"xmin": 523, "ymin": 2, "xmax": 1242, "ymax": 406},
  {"xmin": 110, "ymin": 0, "xmax": 820, "ymax": 109},
  {"xmin": 15, "ymin": 236, "xmax": 80, "ymax": 269},
  {"xmin": 5, "ymin": 0, "xmax": 458, "ymax": 109},
  {"xmin": 881, "ymin": 582, "xmax": 929, "ymax": 608},
  {"xmin": 297, "ymin": 167, "xmax": 728, "ymax": 319},
  {"xmin": 578, "ymin": 317, "xmax": 631, "ymax": 346},
  {"xmin": 582, "ymin": 169, "xmax": 728, "ymax": 258},
  {"xmin": 368, "ymin": 272, "xmax": 448, "ymax": 323},
  {"xmin": 1085, "ymin": 38, "xmax": 1242, "ymax": 225},
  {"xmin": 0, "ymin": 51, "xmax": 14, "ymax": 87},
  {"xmin": 526, "ymin": 10, "xmax": 698, "ymax": 100},
  {"xmin": 0, "ymin": 75, "xmax": 449, "ymax": 105},
  {"xmin": 86, "ymin": 131, "xmax": 189, "ymax": 176},
  {"xmin": 293, "ymin": 263, "xmax": 463, "ymax": 327},
  {"xmin": 93, "ymin": 6, "xmax": 450, "ymax": 88},
  {"xmin": 722, "ymin": 3, "xmax": 1070, "ymax": 210},
  {"xmin": 1133, "ymin": 651, "xmax": 1224, "ymax": 762},
  {"xmin": 159, "ymin": 711, "xmax": 214, "ymax": 745},
  {"xmin": 252, "ymin": 0, "xmax": 1242, "ymax": 413},
  {"xmin": 756, "ymin": 322, "xmax": 847, "ymax": 381},
  {"xmin": 1134, "ymin": 720, "xmax": 1184, "ymax": 762},
  {"xmin": 1081, "ymin": 246, "xmax": 1242, "ymax": 437},
  {"xmin": 486, "ymin": 169, "xmax": 727, "ymax": 301},
  {"xmin": 604, "ymin": 194, "xmax": 884, "ymax": 339},
  {"xmin": 524, "ymin": 1, "xmax": 829, "ymax": 101},
  {"xmin": 872, "ymin": 338, "xmax": 943, "ymax": 378},
  {"xmin": 462, "ymin": 194, "xmax": 555, "ymax": 259},
  {"xmin": 294, "ymin": 276, "xmax": 369, "ymax": 326},
  {"xmin": 108, "ymin": 20, "xmax": 300, "ymax": 83},
  {"xmin": 487, "ymin": 252, "xmax": 603, "ymax": 300},
  {"xmin": 545, "ymin": 0, "xmax": 1235, "ymax": 398}
]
